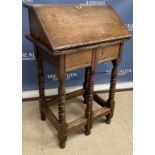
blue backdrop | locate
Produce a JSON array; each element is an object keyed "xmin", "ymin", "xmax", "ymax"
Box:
[{"xmin": 22, "ymin": 0, "xmax": 133, "ymax": 91}]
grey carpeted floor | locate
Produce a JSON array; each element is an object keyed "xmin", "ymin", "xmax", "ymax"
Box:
[{"xmin": 22, "ymin": 91, "xmax": 132, "ymax": 155}]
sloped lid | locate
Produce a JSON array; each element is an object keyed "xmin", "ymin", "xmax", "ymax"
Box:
[{"xmin": 24, "ymin": 4, "xmax": 131, "ymax": 52}]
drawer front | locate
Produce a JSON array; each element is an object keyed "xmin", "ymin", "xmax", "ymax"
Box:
[
  {"xmin": 65, "ymin": 49, "xmax": 92, "ymax": 71},
  {"xmin": 97, "ymin": 44, "xmax": 120, "ymax": 63},
  {"xmin": 65, "ymin": 43, "xmax": 120, "ymax": 71}
]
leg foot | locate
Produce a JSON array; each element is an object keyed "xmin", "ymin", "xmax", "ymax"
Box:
[
  {"xmin": 59, "ymin": 142, "xmax": 66, "ymax": 149},
  {"xmin": 105, "ymin": 115, "xmax": 111, "ymax": 124},
  {"xmin": 85, "ymin": 126, "xmax": 91, "ymax": 136},
  {"xmin": 84, "ymin": 111, "xmax": 93, "ymax": 136},
  {"xmin": 58, "ymin": 128, "xmax": 67, "ymax": 149},
  {"xmin": 40, "ymin": 111, "xmax": 46, "ymax": 121}
]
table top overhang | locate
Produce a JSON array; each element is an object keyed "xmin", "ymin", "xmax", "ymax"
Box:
[{"xmin": 24, "ymin": 4, "xmax": 131, "ymax": 54}]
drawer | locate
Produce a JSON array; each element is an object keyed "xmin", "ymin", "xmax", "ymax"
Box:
[
  {"xmin": 65, "ymin": 49, "xmax": 92, "ymax": 71},
  {"xmin": 97, "ymin": 44, "xmax": 120, "ymax": 63},
  {"xmin": 65, "ymin": 43, "xmax": 120, "ymax": 71}
]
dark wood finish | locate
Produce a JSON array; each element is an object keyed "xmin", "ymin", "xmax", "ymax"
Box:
[
  {"xmin": 106, "ymin": 59, "xmax": 119, "ymax": 124},
  {"xmin": 83, "ymin": 67, "xmax": 90, "ymax": 104},
  {"xmin": 105, "ymin": 43, "xmax": 124, "ymax": 124},
  {"xmin": 57, "ymin": 55, "xmax": 67, "ymax": 148},
  {"xmin": 65, "ymin": 89, "xmax": 84, "ymax": 100},
  {"xmin": 117, "ymin": 42, "xmax": 125, "ymax": 64},
  {"xmin": 85, "ymin": 49, "xmax": 97, "ymax": 135},
  {"xmin": 94, "ymin": 93, "xmax": 106, "ymax": 107},
  {"xmin": 67, "ymin": 116, "xmax": 87, "ymax": 133},
  {"xmin": 24, "ymin": 4, "xmax": 131, "ymax": 149},
  {"xmin": 42, "ymin": 103, "xmax": 60, "ymax": 131},
  {"xmin": 46, "ymin": 96, "xmax": 58, "ymax": 106},
  {"xmin": 24, "ymin": 4, "xmax": 130, "ymax": 53},
  {"xmin": 34, "ymin": 45, "xmax": 46, "ymax": 121},
  {"xmin": 67, "ymin": 106, "xmax": 111, "ymax": 133},
  {"xmin": 46, "ymin": 89, "xmax": 85, "ymax": 106},
  {"xmin": 93, "ymin": 107, "xmax": 111, "ymax": 119}
]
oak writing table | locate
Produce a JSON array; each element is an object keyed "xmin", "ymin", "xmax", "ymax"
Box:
[{"xmin": 23, "ymin": 4, "xmax": 131, "ymax": 148}]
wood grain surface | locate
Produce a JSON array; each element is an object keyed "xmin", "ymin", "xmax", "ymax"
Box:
[
  {"xmin": 24, "ymin": 4, "xmax": 131, "ymax": 54},
  {"xmin": 23, "ymin": 4, "xmax": 132, "ymax": 148}
]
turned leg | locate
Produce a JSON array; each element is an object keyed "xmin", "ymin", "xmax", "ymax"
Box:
[
  {"xmin": 34, "ymin": 45, "xmax": 46, "ymax": 121},
  {"xmin": 57, "ymin": 55, "xmax": 67, "ymax": 149},
  {"xmin": 83, "ymin": 67, "xmax": 90, "ymax": 104},
  {"xmin": 85, "ymin": 67, "xmax": 95, "ymax": 135},
  {"xmin": 58, "ymin": 79, "xmax": 67, "ymax": 148},
  {"xmin": 84, "ymin": 49, "xmax": 97, "ymax": 135},
  {"xmin": 106, "ymin": 60, "xmax": 119, "ymax": 124}
]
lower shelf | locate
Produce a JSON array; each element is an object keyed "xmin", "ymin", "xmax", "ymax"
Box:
[
  {"xmin": 42, "ymin": 91, "xmax": 111, "ymax": 134},
  {"xmin": 67, "ymin": 106, "xmax": 111, "ymax": 133},
  {"xmin": 93, "ymin": 107, "xmax": 111, "ymax": 119}
]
